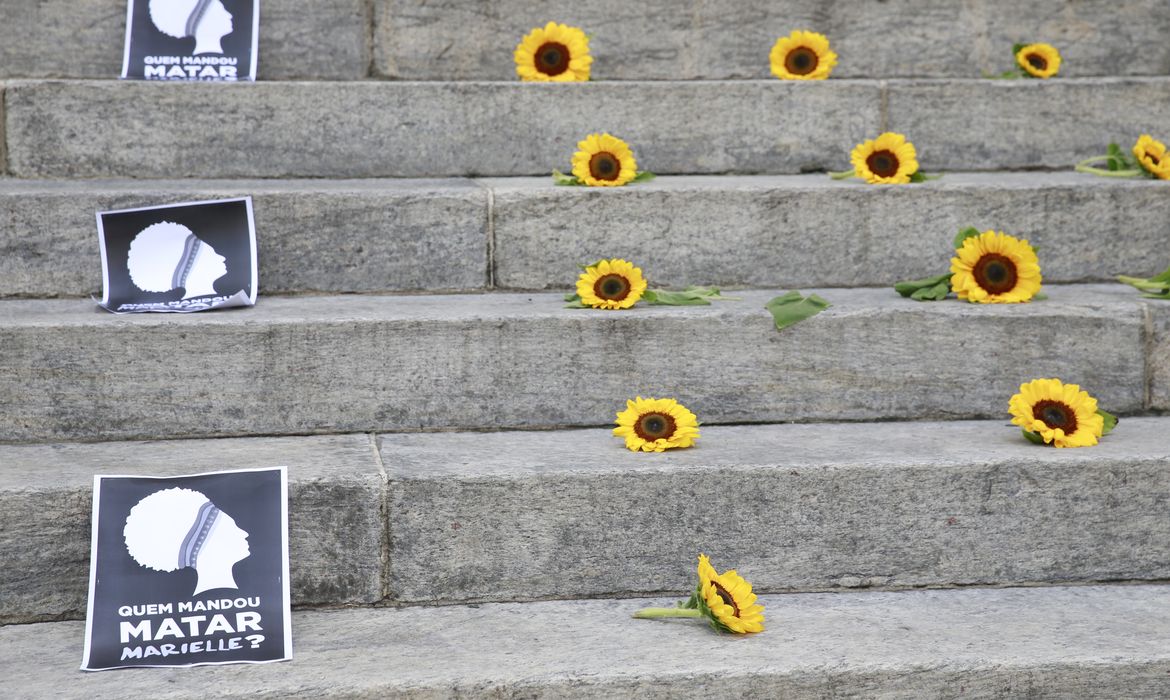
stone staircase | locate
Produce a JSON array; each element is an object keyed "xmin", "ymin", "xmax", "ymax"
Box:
[{"xmin": 2, "ymin": 0, "xmax": 1170, "ymax": 696}]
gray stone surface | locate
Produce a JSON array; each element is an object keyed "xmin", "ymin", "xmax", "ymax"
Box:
[
  {"xmin": 888, "ymin": 78, "xmax": 1170, "ymax": 172},
  {"xmin": 376, "ymin": 0, "xmax": 1170, "ymax": 80},
  {"xmin": 488, "ymin": 172, "xmax": 1170, "ymax": 290},
  {"xmin": 383, "ymin": 419, "xmax": 1170, "ymax": 602},
  {"xmin": 0, "ymin": 285, "xmax": 1146, "ymax": 442},
  {"xmin": 1151, "ymin": 300, "xmax": 1170, "ymax": 411},
  {"xmin": 0, "ymin": 0, "xmax": 368, "ymax": 80},
  {"xmin": 4, "ymin": 586, "xmax": 1170, "ymax": 697},
  {"xmin": 0, "ymin": 178, "xmax": 487, "ymax": 297},
  {"xmin": 3, "ymin": 79, "xmax": 879, "ymax": 178},
  {"xmin": 0, "ymin": 434, "xmax": 384, "ymax": 624}
]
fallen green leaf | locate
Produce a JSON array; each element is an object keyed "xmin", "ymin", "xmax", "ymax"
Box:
[
  {"xmin": 1022, "ymin": 429, "xmax": 1046, "ymax": 445},
  {"xmin": 894, "ymin": 272, "xmax": 952, "ymax": 301},
  {"xmin": 765, "ymin": 292, "xmax": 831, "ymax": 331},
  {"xmin": 564, "ymin": 292, "xmax": 581, "ymax": 303},
  {"xmin": 632, "ymin": 171, "xmax": 657, "ymax": 183},
  {"xmin": 952, "ymin": 227, "xmax": 981, "ymax": 250},
  {"xmin": 552, "ymin": 169, "xmax": 583, "ymax": 186},
  {"xmin": 1098, "ymin": 408, "xmax": 1118, "ymax": 436}
]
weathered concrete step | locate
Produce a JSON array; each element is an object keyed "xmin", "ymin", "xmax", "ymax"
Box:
[
  {"xmin": 0, "ymin": 0, "xmax": 369, "ymax": 80},
  {"xmin": 382, "ymin": 418, "xmax": 1170, "ymax": 604},
  {"xmin": 3, "ymin": 0, "xmax": 1166, "ymax": 82},
  {"xmin": 0, "ymin": 285, "xmax": 1153, "ymax": 443},
  {"xmin": 379, "ymin": 0, "xmax": 1170, "ymax": 81},
  {"xmin": 0, "ymin": 434, "xmax": 384, "ymax": 625},
  {"xmin": 488, "ymin": 172, "xmax": 1170, "ymax": 290},
  {"xmin": 6, "ymin": 78, "xmax": 1168, "ymax": 177},
  {"xmin": 0, "ymin": 178, "xmax": 488, "ymax": 297},
  {"xmin": 9, "ymin": 420, "xmax": 1169, "ymax": 621},
  {"xmin": 5, "ymin": 585, "xmax": 1170, "ymax": 697},
  {"xmin": 5, "ymin": 173, "xmax": 1167, "ymax": 298}
]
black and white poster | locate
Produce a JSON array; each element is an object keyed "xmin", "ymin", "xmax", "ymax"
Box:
[
  {"xmin": 96, "ymin": 197, "xmax": 258, "ymax": 314},
  {"xmin": 121, "ymin": 0, "xmax": 259, "ymax": 80},
  {"xmin": 81, "ymin": 467, "xmax": 291, "ymax": 671}
]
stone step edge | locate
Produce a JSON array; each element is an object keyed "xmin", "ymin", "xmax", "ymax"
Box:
[
  {"xmin": 5, "ymin": 418, "xmax": 1170, "ymax": 622},
  {"xmin": 3, "ymin": 584, "xmax": 1169, "ymax": 697}
]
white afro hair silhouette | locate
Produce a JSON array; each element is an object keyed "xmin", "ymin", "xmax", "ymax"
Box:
[
  {"xmin": 148, "ymin": 0, "xmax": 213, "ymax": 39},
  {"xmin": 126, "ymin": 221, "xmax": 195, "ymax": 293},
  {"xmin": 123, "ymin": 487, "xmax": 213, "ymax": 572}
]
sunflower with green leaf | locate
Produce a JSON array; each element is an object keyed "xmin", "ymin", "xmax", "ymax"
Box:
[
  {"xmin": 1077, "ymin": 135, "xmax": 1170, "ymax": 180},
  {"xmin": 553, "ymin": 133, "xmax": 655, "ymax": 187},
  {"xmin": 613, "ymin": 397, "xmax": 700, "ymax": 452},
  {"xmin": 831, "ymin": 133, "xmax": 937, "ymax": 184},
  {"xmin": 1009, "ymin": 378, "xmax": 1116, "ymax": 448},
  {"xmin": 895, "ymin": 227, "xmax": 1042, "ymax": 303},
  {"xmin": 634, "ymin": 554, "xmax": 765, "ymax": 634}
]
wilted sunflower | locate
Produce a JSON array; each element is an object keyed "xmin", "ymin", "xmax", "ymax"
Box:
[
  {"xmin": 850, "ymin": 132, "xmax": 919, "ymax": 184},
  {"xmin": 1133, "ymin": 134, "xmax": 1170, "ymax": 180},
  {"xmin": 769, "ymin": 30, "xmax": 837, "ymax": 80},
  {"xmin": 571, "ymin": 133, "xmax": 638, "ymax": 187},
  {"xmin": 1015, "ymin": 43, "xmax": 1061, "ymax": 79},
  {"xmin": 697, "ymin": 556, "xmax": 765, "ymax": 634},
  {"xmin": 950, "ymin": 231, "xmax": 1041, "ymax": 303},
  {"xmin": 1009, "ymin": 378, "xmax": 1105, "ymax": 448},
  {"xmin": 613, "ymin": 397, "xmax": 699, "ymax": 452},
  {"xmin": 514, "ymin": 22, "xmax": 592, "ymax": 82},
  {"xmin": 576, "ymin": 259, "xmax": 647, "ymax": 309}
]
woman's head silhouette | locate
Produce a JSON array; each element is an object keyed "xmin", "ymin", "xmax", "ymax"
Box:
[
  {"xmin": 127, "ymin": 221, "xmax": 228, "ymax": 299},
  {"xmin": 124, "ymin": 487, "xmax": 251, "ymax": 595},
  {"xmin": 148, "ymin": 0, "xmax": 234, "ymax": 55}
]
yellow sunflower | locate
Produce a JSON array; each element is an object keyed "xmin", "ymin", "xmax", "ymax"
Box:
[
  {"xmin": 1133, "ymin": 134, "xmax": 1170, "ymax": 180},
  {"xmin": 514, "ymin": 22, "xmax": 592, "ymax": 82},
  {"xmin": 571, "ymin": 133, "xmax": 638, "ymax": 187},
  {"xmin": 613, "ymin": 397, "xmax": 699, "ymax": 452},
  {"xmin": 1009, "ymin": 378, "xmax": 1104, "ymax": 448},
  {"xmin": 1015, "ymin": 43, "xmax": 1061, "ymax": 79},
  {"xmin": 698, "ymin": 556, "xmax": 765, "ymax": 634},
  {"xmin": 950, "ymin": 231, "xmax": 1041, "ymax": 303},
  {"xmin": 576, "ymin": 259, "xmax": 647, "ymax": 309},
  {"xmin": 850, "ymin": 132, "xmax": 919, "ymax": 184},
  {"xmin": 769, "ymin": 30, "xmax": 837, "ymax": 80}
]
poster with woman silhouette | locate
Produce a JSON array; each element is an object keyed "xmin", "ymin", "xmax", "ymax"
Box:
[
  {"xmin": 121, "ymin": 0, "xmax": 258, "ymax": 80},
  {"xmin": 97, "ymin": 197, "xmax": 257, "ymax": 313},
  {"xmin": 81, "ymin": 467, "xmax": 291, "ymax": 671}
]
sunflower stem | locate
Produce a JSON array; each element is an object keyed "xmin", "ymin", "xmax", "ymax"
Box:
[
  {"xmin": 1074, "ymin": 156, "xmax": 1141, "ymax": 178},
  {"xmin": 828, "ymin": 169, "xmax": 855, "ymax": 180},
  {"xmin": 632, "ymin": 607, "xmax": 704, "ymax": 620}
]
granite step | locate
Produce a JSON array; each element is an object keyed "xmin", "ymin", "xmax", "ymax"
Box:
[
  {"xmin": 0, "ymin": 285, "xmax": 1158, "ymax": 443},
  {"xmin": 3, "ymin": 173, "xmax": 1168, "ymax": 298},
  {"xmin": 4, "ymin": 585, "xmax": 1170, "ymax": 697},
  {"xmin": 5, "ymin": 419, "xmax": 1170, "ymax": 621},
  {"xmin": 5, "ymin": 78, "xmax": 1168, "ymax": 178},
  {"xmin": 2, "ymin": 0, "xmax": 1167, "ymax": 82}
]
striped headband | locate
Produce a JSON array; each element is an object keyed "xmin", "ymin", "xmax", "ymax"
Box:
[
  {"xmin": 178, "ymin": 500, "xmax": 220, "ymax": 568},
  {"xmin": 185, "ymin": 0, "xmax": 216, "ymax": 37},
  {"xmin": 172, "ymin": 233, "xmax": 203, "ymax": 290}
]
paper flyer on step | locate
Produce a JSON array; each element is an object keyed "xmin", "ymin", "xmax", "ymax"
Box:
[
  {"xmin": 80, "ymin": 467, "xmax": 291, "ymax": 671},
  {"xmin": 96, "ymin": 197, "xmax": 258, "ymax": 314},
  {"xmin": 121, "ymin": 0, "xmax": 259, "ymax": 80}
]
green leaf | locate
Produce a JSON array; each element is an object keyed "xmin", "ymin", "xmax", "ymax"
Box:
[
  {"xmin": 631, "ymin": 171, "xmax": 657, "ymax": 183},
  {"xmin": 765, "ymin": 292, "xmax": 831, "ymax": 331},
  {"xmin": 1118, "ymin": 265, "xmax": 1170, "ymax": 298},
  {"xmin": 643, "ymin": 290, "xmax": 711, "ymax": 306},
  {"xmin": 564, "ymin": 299, "xmax": 588, "ymax": 308},
  {"xmin": 564, "ymin": 292, "xmax": 581, "ymax": 303},
  {"xmin": 1098, "ymin": 409, "xmax": 1118, "ymax": 436},
  {"xmin": 1032, "ymin": 292, "xmax": 1048, "ymax": 301},
  {"xmin": 552, "ymin": 169, "xmax": 583, "ymax": 186},
  {"xmin": 909, "ymin": 171, "xmax": 926, "ymax": 183},
  {"xmin": 578, "ymin": 259, "xmax": 606, "ymax": 271},
  {"xmin": 1012, "ymin": 43, "xmax": 1027, "ymax": 55},
  {"xmin": 1022, "ymin": 429, "xmax": 1047, "ymax": 445},
  {"xmin": 894, "ymin": 272, "xmax": 952, "ymax": 300},
  {"xmin": 952, "ymin": 226, "xmax": 981, "ymax": 250}
]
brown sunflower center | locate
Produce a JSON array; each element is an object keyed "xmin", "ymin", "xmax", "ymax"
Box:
[
  {"xmin": 633, "ymin": 411, "xmax": 676, "ymax": 441},
  {"xmin": 1032, "ymin": 400, "xmax": 1078, "ymax": 434},
  {"xmin": 866, "ymin": 150, "xmax": 900, "ymax": 178},
  {"xmin": 972, "ymin": 253, "xmax": 1019, "ymax": 294},
  {"xmin": 1026, "ymin": 53, "xmax": 1047, "ymax": 71},
  {"xmin": 784, "ymin": 46, "xmax": 819, "ymax": 75},
  {"xmin": 1147, "ymin": 150, "xmax": 1161, "ymax": 165},
  {"xmin": 535, "ymin": 42, "xmax": 570, "ymax": 76},
  {"xmin": 589, "ymin": 151, "xmax": 621, "ymax": 181},
  {"xmin": 593, "ymin": 273, "xmax": 631, "ymax": 301},
  {"xmin": 712, "ymin": 581, "xmax": 740, "ymax": 617}
]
